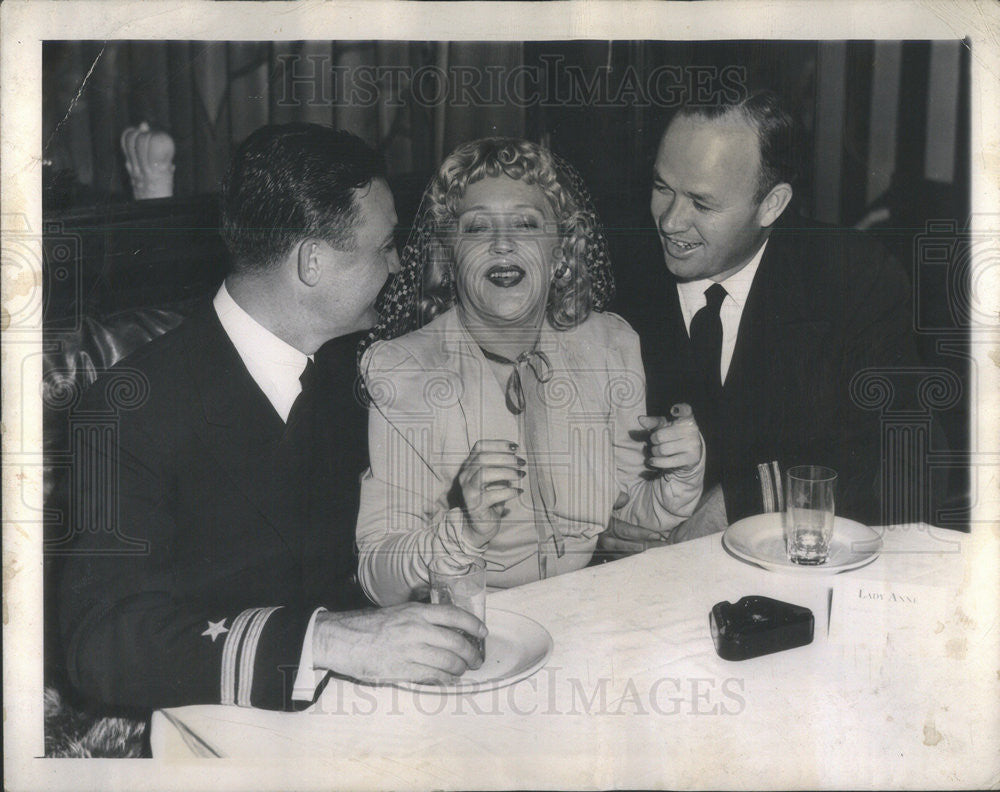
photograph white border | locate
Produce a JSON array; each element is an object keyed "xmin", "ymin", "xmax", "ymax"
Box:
[{"xmin": 4, "ymin": 1, "xmax": 998, "ymax": 789}]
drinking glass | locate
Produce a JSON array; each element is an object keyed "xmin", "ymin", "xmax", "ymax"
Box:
[
  {"xmin": 784, "ymin": 465, "xmax": 837, "ymax": 565},
  {"xmin": 429, "ymin": 554, "xmax": 486, "ymax": 668}
]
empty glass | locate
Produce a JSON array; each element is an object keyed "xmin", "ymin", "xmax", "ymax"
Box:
[{"xmin": 784, "ymin": 466, "xmax": 837, "ymax": 565}]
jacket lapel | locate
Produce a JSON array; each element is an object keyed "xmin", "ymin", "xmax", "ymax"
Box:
[
  {"xmin": 721, "ymin": 233, "xmax": 834, "ymax": 461},
  {"xmin": 180, "ymin": 302, "xmax": 300, "ymax": 555},
  {"xmin": 723, "ymin": 257, "xmax": 770, "ymax": 398},
  {"xmin": 725, "ymin": 232, "xmax": 831, "ymax": 397}
]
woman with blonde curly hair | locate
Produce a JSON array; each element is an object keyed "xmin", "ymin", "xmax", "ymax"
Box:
[{"xmin": 356, "ymin": 138, "xmax": 704, "ymax": 604}]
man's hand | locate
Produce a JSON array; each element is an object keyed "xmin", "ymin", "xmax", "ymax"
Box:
[
  {"xmin": 595, "ymin": 483, "xmax": 728, "ymax": 559},
  {"xmin": 595, "ymin": 516, "xmax": 671, "ymax": 560},
  {"xmin": 669, "ymin": 483, "xmax": 728, "ymax": 544},
  {"xmin": 637, "ymin": 404, "xmax": 702, "ymax": 472},
  {"xmin": 312, "ymin": 603, "xmax": 487, "ymax": 685}
]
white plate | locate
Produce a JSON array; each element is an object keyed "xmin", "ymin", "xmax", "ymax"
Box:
[
  {"xmin": 393, "ymin": 608, "xmax": 553, "ymax": 695},
  {"xmin": 723, "ymin": 512, "xmax": 882, "ymax": 574}
]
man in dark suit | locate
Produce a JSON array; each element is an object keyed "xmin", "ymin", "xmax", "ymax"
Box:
[
  {"xmin": 607, "ymin": 91, "xmax": 924, "ymax": 550},
  {"xmin": 58, "ymin": 124, "xmax": 486, "ymax": 712}
]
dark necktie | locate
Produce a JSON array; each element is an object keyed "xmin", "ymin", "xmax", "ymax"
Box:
[
  {"xmin": 284, "ymin": 358, "xmax": 315, "ymax": 435},
  {"xmin": 689, "ymin": 283, "xmax": 727, "ymax": 392}
]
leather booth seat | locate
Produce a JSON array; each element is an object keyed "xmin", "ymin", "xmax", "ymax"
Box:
[
  {"xmin": 43, "ymin": 304, "xmax": 192, "ymax": 501},
  {"xmin": 43, "ymin": 301, "xmax": 194, "ymax": 756}
]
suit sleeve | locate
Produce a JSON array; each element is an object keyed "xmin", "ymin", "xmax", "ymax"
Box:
[{"xmin": 58, "ymin": 382, "xmax": 314, "ymax": 712}]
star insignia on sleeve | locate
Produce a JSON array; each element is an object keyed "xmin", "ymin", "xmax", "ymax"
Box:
[{"xmin": 201, "ymin": 619, "xmax": 229, "ymax": 642}]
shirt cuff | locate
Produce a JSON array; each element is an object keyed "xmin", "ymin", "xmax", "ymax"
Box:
[{"xmin": 291, "ymin": 606, "xmax": 327, "ymax": 702}]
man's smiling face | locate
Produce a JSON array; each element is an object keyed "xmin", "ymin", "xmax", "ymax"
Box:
[{"xmin": 651, "ymin": 111, "xmax": 769, "ymax": 282}]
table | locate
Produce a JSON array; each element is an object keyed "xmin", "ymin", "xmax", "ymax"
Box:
[{"xmin": 151, "ymin": 524, "xmax": 1000, "ymax": 789}]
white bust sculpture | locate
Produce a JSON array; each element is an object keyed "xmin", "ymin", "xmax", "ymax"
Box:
[{"xmin": 121, "ymin": 122, "xmax": 175, "ymax": 200}]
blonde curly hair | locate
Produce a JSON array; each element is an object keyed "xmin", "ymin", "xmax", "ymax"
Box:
[
  {"xmin": 422, "ymin": 138, "xmax": 600, "ymax": 330},
  {"xmin": 361, "ymin": 138, "xmax": 614, "ymax": 362}
]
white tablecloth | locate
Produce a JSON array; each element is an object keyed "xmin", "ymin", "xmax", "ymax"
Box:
[{"xmin": 151, "ymin": 525, "xmax": 1000, "ymax": 789}]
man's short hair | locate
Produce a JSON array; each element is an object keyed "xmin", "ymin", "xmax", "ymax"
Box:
[
  {"xmin": 221, "ymin": 123, "xmax": 386, "ymax": 274},
  {"xmin": 673, "ymin": 90, "xmax": 798, "ymax": 203}
]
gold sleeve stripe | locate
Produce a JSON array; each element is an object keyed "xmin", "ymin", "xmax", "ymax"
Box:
[
  {"xmin": 237, "ymin": 606, "xmax": 283, "ymax": 708},
  {"xmin": 220, "ymin": 608, "xmax": 261, "ymax": 705}
]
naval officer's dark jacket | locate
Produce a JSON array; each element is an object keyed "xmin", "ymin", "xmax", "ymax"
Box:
[{"xmin": 59, "ymin": 300, "xmax": 368, "ymax": 711}]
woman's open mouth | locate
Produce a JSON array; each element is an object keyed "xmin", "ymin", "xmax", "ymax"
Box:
[{"xmin": 486, "ymin": 263, "xmax": 526, "ymax": 287}]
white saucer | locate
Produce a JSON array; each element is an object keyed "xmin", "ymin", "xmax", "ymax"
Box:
[
  {"xmin": 393, "ymin": 608, "xmax": 553, "ymax": 694},
  {"xmin": 723, "ymin": 512, "xmax": 882, "ymax": 574}
]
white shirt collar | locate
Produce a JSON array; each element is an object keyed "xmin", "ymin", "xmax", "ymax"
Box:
[
  {"xmin": 213, "ymin": 282, "xmax": 309, "ymax": 423},
  {"xmin": 676, "ymin": 239, "xmax": 768, "ymax": 331}
]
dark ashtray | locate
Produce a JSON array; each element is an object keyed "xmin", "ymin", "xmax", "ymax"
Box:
[{"xmin": 710, "ymin": 596, "xmax": 814, "ymax": 661}]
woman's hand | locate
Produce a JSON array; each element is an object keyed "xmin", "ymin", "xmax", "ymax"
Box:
[
  {"xmin": 450, "ymin": 439, "xmax": 525, "ymax": 547},
  {"xmin": 638, "ymin": 404, "xmax": 702, "ymax": 473}
]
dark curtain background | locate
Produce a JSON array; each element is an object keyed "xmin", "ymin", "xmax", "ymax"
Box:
[
  {"xmin": 42, "ymin": 41, "xmax": 527, "ymax": 203},
  {"xmin": 42, "ymin": 39, "xmax": 967, "ymax": 225}
]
